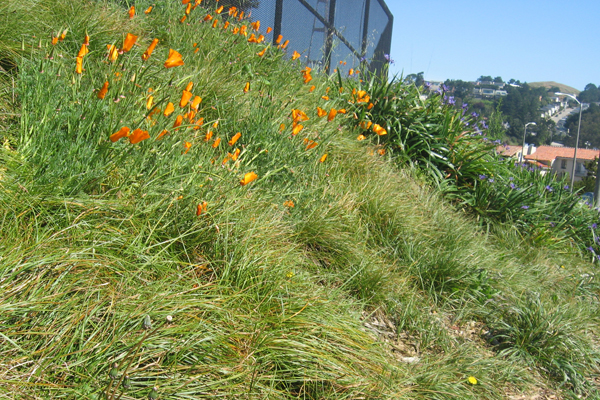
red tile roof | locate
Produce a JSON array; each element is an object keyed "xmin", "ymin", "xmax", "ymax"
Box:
[
  {"xmin": 524, "ymin": 146, "xmax": 600, "ymax": 162},
  {"xmin": 496, "ymin": 145, "xmax": 522, "ymax": 157}
]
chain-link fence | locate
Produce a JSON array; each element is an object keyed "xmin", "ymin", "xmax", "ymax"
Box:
[{"xmin": 219, "ymin": 0, "xmax": 393, "ymax": 77}]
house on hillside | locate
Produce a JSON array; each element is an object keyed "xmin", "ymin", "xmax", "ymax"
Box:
[
  {"xmin": 525, "ymin": 146, "xmax": 600, "ymax": 181},
  {"xmin": 496, "ymin": 145, "xmax": 599, "ymax": 182}
]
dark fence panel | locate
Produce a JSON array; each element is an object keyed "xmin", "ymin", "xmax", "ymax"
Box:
[{"xmin": 219, "ymin": 0, "xmax": 393, "ymax": 77}]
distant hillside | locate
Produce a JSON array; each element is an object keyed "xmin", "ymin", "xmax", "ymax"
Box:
[{"xmin": 528, "ymin": 81, "xmax": 580, "ymax": 94}]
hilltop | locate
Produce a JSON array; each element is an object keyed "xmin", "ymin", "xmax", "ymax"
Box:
[{"xmin": 528, "ymin": 81, "xmax": 580, "ymax": 94}]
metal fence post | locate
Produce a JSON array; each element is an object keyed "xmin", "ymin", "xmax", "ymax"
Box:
[
  {"xmin": 273, "ymin": 0, "xmax": 283, "ymax": 45},
  {"xmin": 323, "ymin": 0, "xmax": 336, "ymax": 74}
]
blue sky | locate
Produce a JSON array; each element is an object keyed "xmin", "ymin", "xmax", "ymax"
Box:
[{"xmin": 385, "ymin": 0, "xmax": 599, "ymax": 91}]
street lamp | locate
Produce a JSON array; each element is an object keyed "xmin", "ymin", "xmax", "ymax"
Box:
[
  {"xmin": 521, "ymin": 122, "xmax": 536, "ymax": 163},
  {"xmin": 555, "ymin": 92, "xmax": 583, "ymax": 192}
]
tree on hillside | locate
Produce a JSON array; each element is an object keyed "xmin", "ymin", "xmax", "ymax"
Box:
[
  {"xmin": 444, "ymin": 79, "xmax": 474, "ymax": 99},
  {"xmin": 405, "ymin": 72, "xmax": 424, "ymax": 87},
  {"xmin": 579, "ymin": 83, "xmax": 600, "ymax": 103},
  {"xmin": 564, "ymin": 103, "xmax": 600, "ymax": 148},
  {"xmin": 478, "ymin": 75, "xmax": 493, "ymax": 82},
  {"xmin": 494, "ymin": 76, "xmax": 503, "ymax": 84},
  {"xmin": 501, "ymin": 84, "xmax": 554, "ymax": 144}
]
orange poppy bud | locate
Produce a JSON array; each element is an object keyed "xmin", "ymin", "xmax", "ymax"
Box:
[
  {"xmin": 191, "ymin": 96, "xmax": 202, "ymax": 110},
  {"xmin": 146, "ymin": 96, "xmax": 154, "ymax": 110},
  {"xmin": 122, "ymin": 33, "xmax": 137, "ymax": 52},
  {"xmin": 317, "ymin": 107, "xmax": 327, "ymax": 118},
  {"xmin": 164, "ymin": 102, "xmax": 175, "ymax": 117},
  {"xmin": 106, "ymin": 44, "xmax": 118, "ymax": 62},
  {"xmin": 97, "ymin": 81, "xmax": 109, "ymax": 99},
  {"xmin": 204, "ymin": 14, "xmax": 213, "ymax": 21},
  {"xmin": 204, "ymin": 131, "xmax": 213, "ymax": 141},
  {"xmin": 110, "ymin": 127, "xmax": 130, "ymax": 142},
  {"xmin": 77, "ymin": 43, "xmax": 89, "ymax": 58},
  {"xmin": 292, "ymin": 51, "xmax": 300, "ymax": 60},
  {"xmin": 185, "ymin": 3, "xmax": 192, "ymax": 14},
  {"xmin": 327, "ymin": 108, "xmax": 337, "ymax": 122},
  {"xmin": 216, "ymin": 5, "xmax": 224, "ymax": 13},
  {"xmin": 180, "ymin": 90, "xmax": 192, "ymax": 107},
  {"xmin": 75, "ymin": 56, "xmax": 83, "ymax": 74},
  {"xmin": 212, "ymin": 19, "xmax": 218, "ymax": 28},
  {"xmin": 275, "ymin": 34, "xmax": 283, "ymax": 44},
  {"xmin": 257, "ymin": 47, "xmax": 267, "ymax": 57},
  {"xmin": 266, "ymin": 27, "xmax": 273, "ymax": 34},
  {"xmin": 281, "ymin": 40, "xmax": 289, "ymax": 49},
  {"xmin": 180, "ymin": 15, "xmax": 187, "ymax": 23},
  {"xmin": 319, "ymin": 153, "xmax": 328, "ymax": 163},
  {"xmin": 142, "ymin": 38, "xmax": 159, "ymax": 61},
  {"xmin": 291, "ymin": 124, "xmax": 303, "ymax": 136},
  {"xmin": 372, "ymin": 124, "xmax": 387, "ymax": 136},
  {"xmin": 228, "ymin": 132, "xmax": 241, "ymax": 146},
  {"xmin": 212, "ymin": 137, "xmax": 221, "ymax": 148},
  {"xmin": 183, "ymin": 141, "xmax": 192, "ymax": 154},
  {"xmin": 240, "ymin": 172, "xmax": 258, "ymax": 186},
  {"xmin": 321, "ymin": 95, "xmax": 329, "ymax": 101},
  {"xmin": 223, "ymin": 21, "xmax": 230, "ymax": 30},
  {"xmin": 144, "ymin": 6, "xmax": 153, "ymax": 14},
  {"xmin": 196, "ymin": 201, "xmax": 208, "ymax": 216},
  {"xmin": 129, "ymin": 128, "xmax": 150, "ymax": 144},
  {"xmin": 128, "ymin": 5, "xmax": 135, "ymax": 19},
  {"xmin": 309, "ymin": 85, "xmax": 315, "ymax": 92},
  {"xmin": 51, "ymin": 37, "xmax": 58, "ymax": 45},
  {"xmin": 239, "ymin": 11, "xmax": 245, "ymax": 20},
  {"xmin": 243, "ymin": 82, "xmax": 250, "ymax": 93},
  {"xmin": 83, "ymin": 34, "xmax": 90, "ymax": 46},
  {"xmin": 164, "ymin": 49, "xmax": 184, "ymax": 68},
  {"xmin": 173, "ymin": 115, "xmax": 183, "ymax": 129}
]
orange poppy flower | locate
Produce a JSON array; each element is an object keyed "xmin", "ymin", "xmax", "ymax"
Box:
[
  {"xmin": 215, "ymin": 5, "xmax": 224, "ymax": 13},
  {"xmin": 281, "ymin": 40, "xmax": 289, "ymax": 49},
  {"xmin": 228, "ymin": 6, "xmax": 237, "ymax": 16},
  {"xmin": 377, "ymin": 148, "xmax": 386, "ymax": 156},
  {"xmin": 292, "ymin": 51, "xmax": 300, "ymax": 60},
  {"xmin": 173, "ymin": 115, "xmax": 183, "ymax": 129},
  {"xmin": 182, "ymin": 0, "xmax": 191, "ymax": 4},
  {"xmin": 232, "ymin": 27, "xmax": 240, "ymax": 34},
  {"xmin": 164, "ymin": 49, "xmax": 184, "ymax": 68},
  {"xmin": 183, "ymin": 141, "xmax": 192, "ymax": 154},
  {"xmin": 185, "ymin": 81, "xmax": 194, "ymax": 92},
  {"xmin": 142, "ymin": 38, "xmax": 159, "ymax": 61},
  {"xmin": 157, "ymin": 129, "xmax": 169, "ymax": 140},
  {"xmin": 357, "ymin": 134, "xmax": 366, "ymax": 141},
  {"xmin": 257, "ymin": 47, "xmax": 267, "ymax": 57},
  {"xmin": 338, "ymin": 109, "xmax": 347, "ymax": 114},
  {"xmin": 348, "ymin": 68, "xmax": 354, "ymax": 76},
  {"xmin": 128, "ymin": 5, "xmax": 135, "ymax": 19},
  {"xmin": 243, "ymin": 82, "xmax": 250, "ymax": 93},
  {"xmin": 250, "ymin": 20, "xmax": 260, "ymax": 31},
  {"xmin": 359, "ymin": 120, "xmax": 373, "ymax": 130},
  {"xmin": 304, "ymin": 139, "xmax": 318, "ymax": 150},
  {"xmin": 212, "ymin": 137, "xmax": 221, "ymax": 148},
  {"xmin": 240, "ymin": 172, "xmax": 258, "ymax": 186},
  {"xmin": 213, "ymin": 121, "xmax": 219, "ymax": 128},
  {"xmin": 122, "ymin": 33, "xmax": 137, "ymax": 52},
  {"xmin": 75, "ymin": 56, "xmax": 83, "ymax": 74},
  {"xmin": 228, "ymin": 132, "xmax": 241, "ymax": 146},
  {"xmin": 339, "ymin": 87, "xmax": 344, "ymax": 93},
  {"xmin": 185, "ymin": 3, "xmax": 192, "ymax": 14},
  {"xmin": 164, "ymin": 102, "xmax": 175, "ymax": 117},
  {"xmin": 129, "ymin": 128, "xmax": 150, "ymax": 144},
  {"xmin": 147, "ymin": 107, "xmax": 161, "ymax": 120},
  {"xmin": 231, "ymin": 148, "xmax": 241, "ymax": 161},
  {"xmin": 191, "ymin": 96, "xmax": 202, "ymax": 110},
  {"xmin": 223, "ymin": 21, "xmax": 230, "ymax": 30},
  {"xmin": 317, "ymin": 107, "xmax": 327, "ymax": 118},
  {"xmin": 146, "ymin": 96, "xmax": 154, "ymax": 109},
  {"xmin": 238, "ymin": 11, "xmax": 244, "ymax": 20},
  {"xmin": 247, "ymin": 33, "xmax": 257, "ymax": 43},
  {"xmin": 309, "ymin": 85, "xmax": 315, "ymax": 92},
  {"xmin": 212, "ymin": 20, "xmax": 218, "ymax": 28},
  {"xmin": 266, "ymin": 27, "xmax": 273, "ymax": 34},
  {"xmin": 185, "ymin": 110, "xmax": 196, "ymax": 122},
  {"xmin": 144, "ymin": 6, "xmax": 153, "ymax": 14},
  {"xmin": 77, "ymin": 44, "xmax": 89, "ymax": 58},
  {"xmin": 279, "ymin": 123, "xmax": 285, "ymax": 132},
  {"xmin": 292, "ymin": 109, "xmax": 309, "ymax": 123},
  {"xmin": 275, "ymin": 34, "xmax": 283, "ymax": 44},
  {"xmin": 327, "ymin": 108, "xmax": 337, "ymax": 122},
  {"xmin": 367, "ymin": 102, "xmax": 374, "ymax": 110},
  {"xmin": 193, "ymin": 117, "xmax": 204, "ymax": 130},
  {"xmin": 204, "ymin": 131, "xmax": 213, "ymax": 141},
  {"xmin": 180, "ymin": 90, "xmax": 192, "ymax": 107},
  {"xmin": 283, "ymin": 200, "xmax": 294, "ymax": 208},
  {"xmin": 319, "ymin": 153, "xmax": 328, "ymax": 163},
  {"xmin": 106, "ymin": 44, "xmax": 119, "ymax": 62},
  {"xmin": 196, "ymin": 201, "xmax": 208, "ymax": 216},
  {"xmin": 372, "ymin": 124, "xmax": 387, "ymax": 136},
  {"xmin": 203, "ymin": 14, "xmax": 213, "ymax": 21},
  {"xmin": 59, "ymin": 29, "xmax": 67, "ymax": 41},
  {"xmin": 321, "ymin": 95, "xmax": 329, "ymax": 101},
  {"xmin": 291, "ymin": 124, "xmax": 303, "ymax": 136},
  {"xmin": 97, "ymin": 81, "xmax": 109, "ymax": 99},
  {"xmin": 51, "ymin": 37, "xmax": 58, "ymax": 45},
  {"xmin": 239, "ymin": 25, "xmax": 247, "ymax": 36},
  {"xmin": 194, "ymin": 48, "xmax": 200, "ymax": 53},
  {"xmin": 110, "ymin": 127, "xmax": 130, "ymax": 142}
]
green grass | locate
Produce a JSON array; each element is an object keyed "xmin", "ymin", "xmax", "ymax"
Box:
[{"xmin": 0, "ymin": 0, "xmax": 599, "ymax": 399}]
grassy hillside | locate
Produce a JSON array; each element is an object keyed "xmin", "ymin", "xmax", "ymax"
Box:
[
  {"xmin": 528, "ymin": 81, "xmax": 581, "ymax": 94},
  {"xmin": 0, "ymin": 1, "xmax": 598, "ymax": 399}
]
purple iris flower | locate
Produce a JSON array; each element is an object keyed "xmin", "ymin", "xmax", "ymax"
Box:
[
  {"xmin": 479, "ymin": 174, "xmax": 487, "ymax": 180},
  {"xmin": 471, "ymin": 112, "xmax": 479, "ymax": 118},
  {"xmin": 509, "ymin": 183, "xmax": 517, "ymax": 189},
  {"xmin": 521, "ymin": 205, "xmax": 529, "ymax": 210},
  {"xmin": 545, "ymin": 185, "xmax": 553, "ymax": 192}
]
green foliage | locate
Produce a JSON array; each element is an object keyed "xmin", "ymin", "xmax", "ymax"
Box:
[{"xmin": 564, "ymin": 103, "xmax": 600, "ymax": 148}]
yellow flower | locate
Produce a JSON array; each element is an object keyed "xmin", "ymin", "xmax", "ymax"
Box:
[
  {"xmin": 286, "ymin": 271, "xmax": 294, "ymax": 278},
  {"xmin": 467, "ymin": 376, "xmax": 478, "ymax": 385},
  {"xmin": 240, "ymin": 172, "xmax": 258, "ymax": 186},
  {"xmin": 146, "ymin": 95, "xmax": 154, "ymax": 110}
]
